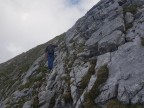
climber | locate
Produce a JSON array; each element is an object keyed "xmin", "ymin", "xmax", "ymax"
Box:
[{"xmin": 45, "ymin": 43, "xmax": 57, "ymax": 70}]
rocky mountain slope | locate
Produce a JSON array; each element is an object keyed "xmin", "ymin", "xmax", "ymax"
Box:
[{"xmin": 1, "ymin": 0, "xmax": 144, "ymax": 107}]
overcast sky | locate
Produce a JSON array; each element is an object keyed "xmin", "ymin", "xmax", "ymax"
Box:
[{"xmin": 0, "ymin": 0, "xmax": 100, "ymax": 63}]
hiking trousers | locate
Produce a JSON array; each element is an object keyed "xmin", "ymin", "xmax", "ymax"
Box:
[{"xmin": 47, "ymin": 54, "xmax": 54, "ymax": 70}]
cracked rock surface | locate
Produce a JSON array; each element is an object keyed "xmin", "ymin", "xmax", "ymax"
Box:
[{"xmin": 1, "ymin": 0, "xmax": 144, "ymax": 108}]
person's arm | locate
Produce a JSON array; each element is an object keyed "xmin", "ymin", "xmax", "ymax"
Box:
[
  {"xmin": 53, "ymin": 44, "xmax": 58, "ymax": 48},
  {"xmin": 45, "ymin": 53, "xmax": 48, "ymax": 58},
  {"xmin": 45, "ymin": 47, "xmax": 48, "ymax": 59}
]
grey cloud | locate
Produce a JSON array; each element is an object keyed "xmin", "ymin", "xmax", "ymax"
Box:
[{"xmin": 0, "ymin": 0, "xmax": 99, "ymax": 63}]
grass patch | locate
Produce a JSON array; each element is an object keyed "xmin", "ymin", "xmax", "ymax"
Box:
[
  {"xmin": 141, "ymin": 37, "xmax": 144, "ymax": 46},
  {"xmin": 125, "ymin": 23, "xmax": 133, "ymax": 31},
  {"xmin": 54, "ymin": 33, "xmax": 65, "ymax": 43},
  {"xmin": 49, "ymin": 93, "xmax": 57, "ymax": 108},
  {"xmin": 106, "ymin": 99, "xmax": 144, "ymax": 108},
  {"xmin": 19, "ymin": 64, "xmax": 30, "ymax": 73},
  {"xmin": 19, "ymin": 75, "xmax": 44, "ymax": 90},
  {"xmin": 62, "ymin": 91, "xmax": 73, "ymax": 104},
  {"xmin": 77, "ymin": 43, "xmax": 85, "ymax": 54},
  {"xmin": 79, "ymin": 59, "xmax": 97, "ymax": 91},
  {"xmin": 84, "ymin": 65, "xmax": 109, "ymax": 108},
  {"xmin": 106, "ymin": 100, "xmax": 127, "ymax": 108},
  {"xmin": 61, "ymin": 75, "xmax": 72, "ymax": 85},
  {"xmin": 32, "ymin": 95, "xmax": 39, "ymax": 108},
  {"xmin": 38, "ymin": 65, "xmax": 47, "ymax": 74},
  {"xmin": 16, "ymin": 96, "xmax": 26, "ymax": 108},
  {"xmin": 123, "ymin": 5, "xmax": 138, "ymax": 14}
]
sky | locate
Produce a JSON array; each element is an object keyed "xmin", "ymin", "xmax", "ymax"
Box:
[{"xmin": 0, "ymin": 0, "xmax": 100, "ymax": 63}]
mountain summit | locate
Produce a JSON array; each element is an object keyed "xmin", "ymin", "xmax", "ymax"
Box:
[{"xmin": 1, "ymin": 0, "xmax": 144, "ymax": 107}]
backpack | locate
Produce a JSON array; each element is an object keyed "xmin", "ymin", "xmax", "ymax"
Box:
[{"xmin": 47, "ymin": 45, "xmax": 54, "ymax": 55}]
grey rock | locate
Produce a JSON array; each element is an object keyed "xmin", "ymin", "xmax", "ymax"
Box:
[
  {"xmin": 70, "ymin": 61, "xmax": 90, "ymax": 84},
  {"xmin": 87, "ymin": 75, "xmax": 97, "ymax": 91},
  {"xmin": 96, "ymin": 37, "xmax": 144, "ymax": 104},
  {"xmin": 38, "ymin": 90, "xmax": 55, "ymax": 108},
  {"xmin": 98, "ymin": 30, "xmax": 125, "ymax": 54},
  {"xmin": 85, "ymin": 15, "xmax": 125, "ymax": 47},
  {"xmin": 125, "ymin": 12, "xmax": 134, "ymax": 24},
  {"xmin": 70, "ymin": 60, "xmax": 90, "ymax": 105},
  {"xmin": 95, "ymin": 52, "xmax": 111, "ymax": 71},
  {"xmin": 22, "ymin": 101, "xmax": 32, "ymax": 108},
  {"xmin": 2, "ymin": 0, "xmax": 144, "ymax": 107}
]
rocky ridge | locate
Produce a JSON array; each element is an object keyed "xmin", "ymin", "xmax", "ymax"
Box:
[{"xmin": 1, "ymin": 0, "xmax": 144, "ymax": 108}]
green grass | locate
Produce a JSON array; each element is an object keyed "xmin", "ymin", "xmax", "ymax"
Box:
[
  {"xmin": 123, "ymin": 5, "xmax": 138, "ymax": 14},
  {"xmin": 79, "ymin": 59, "xmax": 97, "ymax": 92},
  {"xmin": 16, "ymin": 96, "xmax": 27, "ymax": 108},
  {"xmin": 49, "ymin": 93, "xmax": 57, "ymax": 108},
  {"xmin": 125, "ymin": 23, "xmax": 133, "ymax": 31},
  {"xmin": 62, "ymin": 91, "xmax": 73, "ymax": 104},
  {"xmin": 51, "ymin": 32, "xmax": 65, "ymax": 43},
  {"xmin": 77, "ymin": 43, "xmax": 85, "ymax": 54},
  {"xmin": 0, "ymin": 32, "xmax": 67, "ymax": 103},
  {"xmin": 18, "ymin": 75, "xmax": 44, "ymax": 90},
  {"xmin": 18, "ymin": 56, "xmax": 48, "ymax": 90},
  {"xmin": 141, "ymin": 37, "xmax": 144, "ymax": 46},
  {"xmin": 32, "ymin": 95, "xmax": 39, "ymax": 108},
  {"xmin": 84, "ymin": 65, "xmax": 109, "ymax": 108},
  {"xmin": 106, "ymin": 99, "xmax": 144, "ymax": 108}
]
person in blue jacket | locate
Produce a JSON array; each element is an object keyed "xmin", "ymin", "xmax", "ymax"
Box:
[{"xmin": 45, "ymin": 44, "xmax": 57, "ymax": 70}]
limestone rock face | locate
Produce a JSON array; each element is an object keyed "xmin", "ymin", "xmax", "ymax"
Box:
[
  {"xmin": 22, "ymin": 101, "xmax": 32, "ymax": 108},
  {"xmin": 1, "ymin": 0, "xmax": 144, "ymax": 108},
  {"xmin": 125, "ymin": 12, "xmax": 134, "ymax": 24}
]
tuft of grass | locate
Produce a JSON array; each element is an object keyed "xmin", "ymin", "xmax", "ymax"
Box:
[
  {"xmin": 54, "ymin": 33, "xmax": 65, "ymax": 43},
  {"xmin": 16, "ymin": 96, "xmax": 27, "ymax": 108},
  {"xmin": 19, "ymin": 75, "xmax": 43, "ymax": 90},
  {"xmin": 77, "ymin": 43, "xmax": 85, "ymax": 54},
  {"xmin": 62, "ymin": 91, "xmax": 73, "ymax": 104},
  {"xmin": 106, "ymin": 99, "xmax": 127, "ymax": 108},
  {"xmin": 84, "ymin": 65, "xmax": 109, "ymax": 108},
  {"xmin": 38, "ymin": 65, "xmax": 47, "ymax": 74},
  {"xmin": 125, "ymin": 23, "xmax": 133, "ymax": 31},
  {"xmin": 79, "ymin": 59, "xmax": 97, "ymax": 92},
  {"xmin": 106, "ymin": 99, "xmax": 144, "ymax": 108},
  {"xmin": 61, "ymin": 75, "xmax": 72, "ymax": 85},
  {"xmin": 49, "ymin": 93, "xmax": 57, "ymax": 108},
  {"xmin": 141, "ymin": 37, "xmax": 144, "ymax": 46},
  {"xmin": 32, "ymin": 95, "xmax": 39, "ymax": 108},
  {"xmin": 123, "ymin": 5, "xmax": 138, "ymax": 14}
]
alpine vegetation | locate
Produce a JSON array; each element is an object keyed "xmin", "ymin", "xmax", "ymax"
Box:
[{"xmin": 1, "ymin": 0, "xmax": 144, "ymax": 108}]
